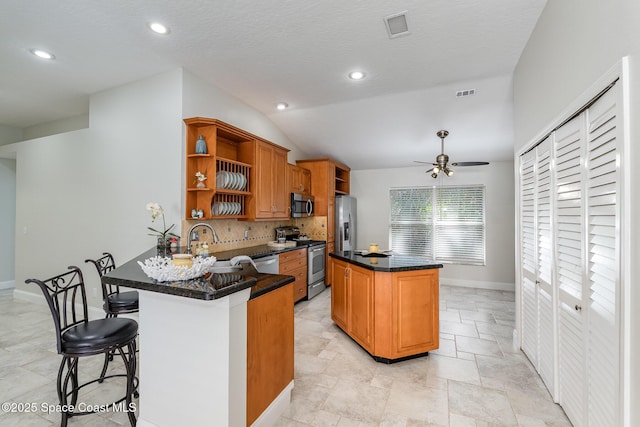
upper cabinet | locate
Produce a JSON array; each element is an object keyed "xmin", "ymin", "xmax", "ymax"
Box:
[
  {"xmin": 184, "ymin": 117, "xmax": 289, "ymax": 221},
  {"xmin": 239, "ymin": 140, "xmax": 289, "ymax": 220},
  {"xmin": 287, "ymin": 164, "xmax": 311, "ymax": 195},
  {"xmin": 295, "ymin": 158, "xmax": 350, "ymax": 286}
]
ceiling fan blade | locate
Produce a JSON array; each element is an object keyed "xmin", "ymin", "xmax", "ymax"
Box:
[
  {"xmin": 413, "ymin": 160, "xmax": 437, "ymax": 165},
  {"xmin": 450, "ymin": 161, "xmax": 490, "ymax": 167}
]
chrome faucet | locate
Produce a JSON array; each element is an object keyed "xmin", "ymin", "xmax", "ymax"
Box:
[{"xmin": 186, "ymin": 223, "xmax": 219, "ymax": 253}]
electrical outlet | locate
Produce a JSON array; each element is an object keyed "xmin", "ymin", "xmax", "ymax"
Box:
[{"xmin": 244, "ymin": 230, "xmax": 249, "ymax": 239}]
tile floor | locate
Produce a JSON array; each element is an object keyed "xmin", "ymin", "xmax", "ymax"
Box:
[{"xmin": 0, "ymin": 285, "xmax": 571, "ymax": 426}]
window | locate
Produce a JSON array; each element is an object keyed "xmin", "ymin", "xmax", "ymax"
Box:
[{"xmin": 389, "ymin": 185, "xmax": 485, "ymax": 265}]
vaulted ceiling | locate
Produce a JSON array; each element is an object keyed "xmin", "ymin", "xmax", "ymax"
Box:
[{"xmin": 0, "ymin": 0, "xmax": 546, "ymax": 169}]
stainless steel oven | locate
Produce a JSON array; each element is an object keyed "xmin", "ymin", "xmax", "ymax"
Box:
[
  {"xmin": 291, "ymin": 193, "xmax": 314, "ymax": 218},
  {"xmin": 307, "ymin": 243, "xmax": 326, "ymax": 299}
]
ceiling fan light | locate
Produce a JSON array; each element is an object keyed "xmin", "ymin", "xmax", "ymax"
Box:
[
  {"xmin": 431, "ymin": 172, "xmax": 438, "ymax": 179},
  {"xmin": 444, "ymin": 167, "xmax": 454, "ymax": 176},
  {"xmin": 432, "ymin": 166, "xmax": 440, "ymax": 174}
]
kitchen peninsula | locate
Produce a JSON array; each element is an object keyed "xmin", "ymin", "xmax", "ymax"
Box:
[
  {"xmin": 103, "ymin": 247, "xmax": 295, "ymax": 427},
  {"xmin": 329, "ymin": 251, "xmax": 443, "ymax": 363}
]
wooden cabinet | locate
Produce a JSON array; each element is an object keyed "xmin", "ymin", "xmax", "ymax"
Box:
[
  {"xmin": 184, "ymin": 117, "xmax": 291, "ymax": 221},
  {"xmin": 185, "ymin": 118, "xmax": 254, "ymax": 220},
  {"xmin": 331, "ymin": 258, "xmax": 348, "ymax": 329},
  {"xmin": 296, "ymin": 158, "xmax": 350, "ymax": 286},
  {"xmin": 246, "ymin": 283, "xmax": 294, "ymax": 426},
  {"xmin": 239, "ymin": 140, "xmax": 289, "ymax": 220},
  {"xmin": 330, "ymin": 257, "xmax": 440, "ymax": 361},
  {"xmin": 330, "ymin": 258, "xmax": 374, "ymax": 351},
  {"xmin": 279, "ymin": 248, "xmax": 307, "ymax": 302},
  {"xmin": 287, "ymin": 164, "xmax": 311, "ymax": 195}
]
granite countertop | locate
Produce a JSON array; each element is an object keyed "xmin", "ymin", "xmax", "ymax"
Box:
[
  {"xmin": 103, "ymin": 247, "xmax": 295, "ymax": 301},
  {"xmin": 330, "ymin": 251, "xmax": 443, "ymax": 272}
]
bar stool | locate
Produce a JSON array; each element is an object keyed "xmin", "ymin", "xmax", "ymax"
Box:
[
  {"xmin": 85, "ymin": 252, "xmax": 139, "ymax": 318},
  {"xmin": 26, "ymin": 266, "xmax": 138, "ymax": 427},
  {"xmin": 85, "ymin": 252, "xmax": 139, "ymax": 381}
]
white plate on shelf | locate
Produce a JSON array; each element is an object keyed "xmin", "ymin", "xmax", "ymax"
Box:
[
  {"xmin": 231, "ymin": 173, "xmax": 239, "ymax": 190},
  {"xmin": 238, "ymin": 174, "xmax": 246, "ymax": 191},
  {"xmin": 235, "ymin": 202, "xmax": 241, "ymax": 215},
  {"xmin": 216, "ymin": 172, "xmax": 225, "ymax": 189},
  {"xmin": 211, "ymin": 202, "xmax": 219, "ymax": 216},
  {"xmin": 224, "ymin": 172, "xmax": 232, "ymax": 189}
]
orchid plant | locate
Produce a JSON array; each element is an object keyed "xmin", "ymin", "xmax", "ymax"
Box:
[
  {"xmin": 146, "ymin": 202, "xmax": 179, "ymax": 244},
  {"xmin": 194, "ymin": 169, "xmax": 207, "ymax": 186}
]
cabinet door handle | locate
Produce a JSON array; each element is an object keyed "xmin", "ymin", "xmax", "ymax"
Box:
[{"xmin": 574, "ymin": 304, "xmax": 582, "ymax": 312}]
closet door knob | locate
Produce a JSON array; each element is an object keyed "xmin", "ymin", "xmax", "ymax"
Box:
[{"xmin": 574, "ymin": 304, "xmax": 582, "ymax": 312}]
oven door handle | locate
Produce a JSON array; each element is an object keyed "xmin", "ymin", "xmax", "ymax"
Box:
[{"xmin": 309, "ymin": 247, "xmax": 325, "ymax": 253}]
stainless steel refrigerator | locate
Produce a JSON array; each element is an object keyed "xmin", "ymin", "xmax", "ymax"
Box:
[{"xmin": 335, "ymin": 195, "xmax": 356, "ymax": 252}]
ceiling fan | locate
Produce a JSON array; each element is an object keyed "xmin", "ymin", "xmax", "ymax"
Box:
[{"xmin": 415, "ymin": 130, "xmax": 489, "ymax": 178}]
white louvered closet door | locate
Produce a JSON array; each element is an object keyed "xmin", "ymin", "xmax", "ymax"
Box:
[
  {"xmin": 535, "ymin": 137, "xmax": 555, "ymax": 395},
  {"xmin": 585, "ymin": 84, "xmax": 620, "ymax": 427},
  {"xmin": 519, "ymin": 149, "xmax": 538, "ymax": 367},
  {"xmin": 554, "ymin": 113, "xmax": 587, "ymax": 426}
]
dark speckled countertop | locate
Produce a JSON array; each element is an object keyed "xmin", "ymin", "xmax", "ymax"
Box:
[
  {"xmin": 103, "ymin": 247, "xmax": 295, "ymax": 300},
  {"xmin": 330, "ymin": 251, "xmax": 443, "ymax": 272}
]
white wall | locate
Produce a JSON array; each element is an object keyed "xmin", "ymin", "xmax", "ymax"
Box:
[
  {"xmin": 351, "ymin": 161, "xmax": 515, "ymax": 289},
  {"xmin": 182, "ymin": 70, "xmax": 308, "ymax": 163},
  {"xmin": 0, "ymin": 69, "xmax": 184, "ymax": 308},
  {"xmin": 0, "ymin": 125, "xmax": 23, "ymax": 146},
  {"xmin": 513, "ymin": 1, "xmax": 640, "ymax": 424},
  {"xmin": 22, "ymin": 114, "xmax": 89, "ymax": 141},
  {"xmin": 0, "ymin": 158, "xmax": 16, "ymax": 287}
]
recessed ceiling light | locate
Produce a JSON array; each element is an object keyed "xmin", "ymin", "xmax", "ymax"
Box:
[
  {"xmin": 148, "ymin": 22, "xmax": 170, "ymax": 35},
  {"xmin": 348, "ymin": 71, "xmax": 365, "ymax": 80},
  {"xmin": 30, "ymin": 49, "xmax": 55, "ymax": 60},
  {"xmin": 276, "ymin": 102, "xmax": 289, "ymax": 110}
]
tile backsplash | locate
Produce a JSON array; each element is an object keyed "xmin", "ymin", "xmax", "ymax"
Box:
[{"xmin": 180, "ymin": 216, "xmax": 328, "ymax": 253}]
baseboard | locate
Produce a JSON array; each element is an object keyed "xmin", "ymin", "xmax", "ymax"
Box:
[
  {"xmin": 0, "ymin": 280, "xmax": 15, "ymax": 297},
  {"xmin": 250, "ymin": 380, "xmax": 294, "ymax": 427},
  {"xmin": 440, "ymin": 278, "xmax": 515, "ymax": 292}
]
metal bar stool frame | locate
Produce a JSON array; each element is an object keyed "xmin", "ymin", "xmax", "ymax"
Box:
[
  {"xmin": 85, "ymin": 252, "xmax": 139, "ymax": 381},
  {"xmin": 26, "ymin": 266, "xmax": 138, "ymax": 427}
]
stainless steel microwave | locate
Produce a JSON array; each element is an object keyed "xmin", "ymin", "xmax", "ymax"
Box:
[{"xmin": 291, "ymin": 193, "xmax": 314, "ymax": 217}]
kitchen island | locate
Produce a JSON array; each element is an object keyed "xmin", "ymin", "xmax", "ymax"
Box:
[
  {"xmin": 329, "ymin": 251, "xmax": 443, "ymax": 363},
  {"xmin": 103, "ymin": 248, "xmax": 295, "ymax": 427}
]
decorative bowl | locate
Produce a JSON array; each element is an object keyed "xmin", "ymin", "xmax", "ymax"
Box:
[{"xmin": 138, "ymin": 256, "xmax": 217, "ymax": 282}]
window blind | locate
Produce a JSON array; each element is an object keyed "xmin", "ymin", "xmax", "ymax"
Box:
[{"xmin": 389, "ymin": 185, "xmax": 485, "ymax": 265}]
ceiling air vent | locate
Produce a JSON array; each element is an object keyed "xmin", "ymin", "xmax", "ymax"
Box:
[
  {"xmin": 456, "ymin": 89, "xmax": 476, "ymax": 97},
  {"xmin": 384, "ymin": 11, "xmax": 410, "ymax": 39}
]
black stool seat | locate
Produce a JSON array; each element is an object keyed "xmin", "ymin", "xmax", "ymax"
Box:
[
  {"xmin": 62, "ymin": 318, "xmax": 138, "ymax": 355},
  {"xmin": 104, "ymin": 291, "xmax": 139, "ymax": 312}
]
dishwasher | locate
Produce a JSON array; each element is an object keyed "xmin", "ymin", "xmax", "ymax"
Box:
[{"xmin": 253, "ymin": 254, "xmax": 279, "ymax": 274}]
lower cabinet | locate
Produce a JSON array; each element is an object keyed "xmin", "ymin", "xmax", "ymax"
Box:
[
  {"xmin": 246, "ymin": 283, "xmax": 294, "ymax": 426},
  {"xmin": 279, "ymin": 248, "xmax": 308, "ymax": 302},
  {"xmin": 330, "ymin": 258, "xmax": 439, "ymax": 360}
]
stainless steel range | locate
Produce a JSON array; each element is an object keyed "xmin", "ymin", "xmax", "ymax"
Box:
[{"xmin": 275, "ymin": 226, "xmax": 327, "ymax": 300}]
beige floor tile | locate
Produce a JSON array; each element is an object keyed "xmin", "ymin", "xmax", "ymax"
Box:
[
  {"xmin": 439, "ymin": 320, "xmax": 479, "ymax": 338},
  {"xmin": 385, "ymin": 380, "xmax": 448, "ymax": 425},
  {"xmin": 321, "ymin": 378, "xmax": 390, "ymax": 423},
  {"xmin": 426, "ymin": 355, "xmax": 481, "ymax": 385},
  {"xmin": 455, "ymin": 336, "xmax": 503, "ymax": 358},
  {"xmin": 448, "ymin": 380, "xmax": 518, "ymax": 426}
]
